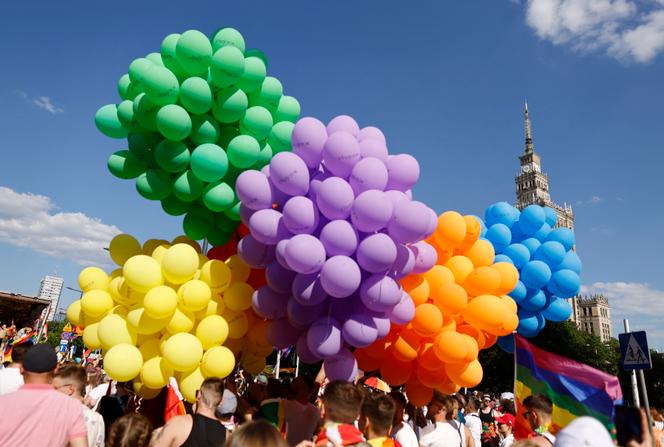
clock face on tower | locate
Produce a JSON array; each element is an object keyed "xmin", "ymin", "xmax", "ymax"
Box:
[{"xmin": 522, "ymin": 165, "xmax": 531, "ymax": 173}]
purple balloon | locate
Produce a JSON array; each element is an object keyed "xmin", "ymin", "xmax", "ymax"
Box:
[
  {"xmin": 327, "ymin": 296, "xmax": 363, "ymax": 321},
  {"xmin": 358, "ymin": 138, "xmax": 389, "ymax": 163},
  {"xmin": 316, "ymin": 177, "xmax": 355, "ymax": 220},
  {"xmin": 269, "ymin": 152, "xmax": 310, "ymax": 196},
  {"xmin": 275, "ymin": 239, "xmax": 291, "ymax": 269},
  {"xmin": 326, "ymin": 115, "xmax": 360, "ymax": 137},
  {"xmin": 324, "ymin": 348, "xmax": 358, "ymax": 382},
  {"xmin": 287, "ymin": 298, "xmax": 326, "ymax": 329},
  {"xmin": 356, "ymin": 233, "xmax": 397, "ymax": 273},
  {"xmin": 342, "ymin": 313, "xmax": 378, "ymax": 348},
  {"xmin": 251, "ymin": 286, "xmax": 289, "ymax": 319},
  {"xmin": 320, "ymin": 256, "xmax": 361, "ymax": 298},
  {"xmin": 426, "ymin": 207, "xmax": 438, "ymax": 235},
  {"xmin": 411, "ymin": 241, "xmax": 438, "ymax": 274},
  {"xmin": 238, "ymin": 234, "xmax": 275, "ymax": 268},
  {"xmin": 249, "ymin": 209, "xmax": 291, "ymax": 245},
  {"xmin": 373, "ymin": 314, "xmax": 391, "ymax": 338},
  {"xmin": 292, "ymin": 117, "xmax": 328, "ymax": 169},
  {"xmin": 306, "ymin": 317, "xmax": 342, "ymax": 358},
  {"xmin": 387, "ymin": 291, "xmax": 416, "ymax": 325},
  {"xmin": 349, "ymin": 157, "xmax": 388, "ymax": 194},
  {"xmin": 296, "ymin": 333, "xmax": 321, "ymax": 364},
  {"xmin": 322, "ymin": 132, "xmax": 360, "ymax": 178},
  {"xmin": 386, "ymin": 154, "xmax": 420, "ymax": 192},
  {"xmin": 358, "ymin": 126, "xmax": 387, "ymax": 145},
  {"xmin": 292, "ymin": 273, "xmax": 328, "ymax": 306},
  {"xmin": 266, "ymin": 173, "xmax": 290, "ymax": 207},
  {"xmin": 308, "ymin": 170, "xmax": 332, "ymax": 204},
  {"xmin": 389, "ymin": 243, "xmax": 416, "ymax": 279},
  {"xmin": 239, "ymin": 204, "xmax": 256, "ymax": 225},
  {"xmin": 284, "ymin": 234, "xmax": 326, "ymax": 274},
  {"xmin": 265, "ymin": 261, "xmax": 297, "ymax": 294},
  {"xmin": 267, "ymin": 318, "xmax": 301, "ymax": 349},
  {"xmin": 360, "ymin": 274, "xmax": 402, "ymax": 312},
  {"xmin": 282, "ymin": 196, "xmax": 320, "ymax": 235},
  {"xmin": 387, "ymin": 200, "xmax": 434, "ymax": 244},
  {"xmin": 319, "ymin": 220, "xmax": 358, "ymax": 257},
  {"xmin": 350, "ymin": 190, "xmax": 393, "ymax": 233},
  {"xmin": 235, "ymin": 170, "xmax": 274, "ymax": 211}
]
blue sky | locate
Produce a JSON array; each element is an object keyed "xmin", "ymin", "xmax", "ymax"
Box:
[{"xmin": 1, "ymin": 1, "xmax": 663, "ymax": 348}]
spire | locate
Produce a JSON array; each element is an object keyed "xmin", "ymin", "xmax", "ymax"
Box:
[{"xmin": 525, "ymin": 100, "xmax": 534, "ymax": 154}]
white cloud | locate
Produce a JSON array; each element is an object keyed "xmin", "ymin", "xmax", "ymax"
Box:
[
  {"xmin": 15, "ymin": 90, "xmax": 64, "ymax": 114},
  {"xmin": 576, "ymin": 195, "xmax": 605, "ymax": 205},
  {"xmin": 0, "ymin": 186, "xmax": 120, "ymax": 266},
  {"xmin": 523, "ymin": 0, "xmax": 664, "ymax": 63}
]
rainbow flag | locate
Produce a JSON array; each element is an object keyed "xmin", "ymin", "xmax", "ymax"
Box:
[{"xmin": 514, "ymin": 335, "xmax": 622, "ymax": 439}]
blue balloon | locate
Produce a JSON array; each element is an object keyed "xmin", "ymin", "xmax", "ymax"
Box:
[
  {"xmin": 547, "ymin": 269, "xmax": 581, "ymax": 298},
  {"xmin": 518, "ymin": 205, "xmax": 546, "ymax": 236},
  {"xmin": 469, "ymin": 214, "xmax": 487, "ymax": 238},
  {"xmin": 497, "ymin": 334, "xmax": 515, "ymax": 353},
  {"xmin": 485, "ymin": 224, "xmax": 512, "ymax": 253},
  {"xmin": 517, "ymin": 309, "xmax": 544, "ymax": 337},
  {"xmin": 503, "ymin": 243, "xmax": 531, "ymax": 269},
  {"xmin": 485, "ymin": 202, "xmax": 519, "ymax": 227},
  {"xmin": 521, "ymin": 288, "xmax": 547, "ymax": 311},
  {"xmin": 534, "ymin": 223, "xmax": 552, "ymax": 241},
  {"xmin": 521, "ymin": 260, "xmax": 552, "ymax": 289},
  {"xmin": 534, "ymin": 241, "xmax": 566, "ymax": 268},
  {"xmin": 521, "ymin": 238, "xmax": 542, "ymax": 257},
  {"xmin": 557, "ymin": 251, "xmax": 582, "ymax": 274},
  {"xmin": 494, "ymin": 254, "xmax": 513, "ymax": 264},
  {"xmin": 509, "ymin": 280, "xmax": 527, "ymax": 303},
  {"xmin": 543, "ymin": 207, "xmax": 558, "ymax": 227},
  {"xmin": 542, "ymin": 297, "xmax": 572, "ymax": 322},
  {"xmin": 509, "ymin": 222, "xmax": 526, "ymax": 244},
  {"xmin": 546, "ymin": 227, "xmax": 575, "ymax": 251}
]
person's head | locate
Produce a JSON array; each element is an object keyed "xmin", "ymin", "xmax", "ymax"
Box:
[
  {"xmin": 522, "ymin": 393, "xmax": 553, "ymax": 431},
  {"xmin": 454, "ymin": 393, "xmax": 467, "ymax": 414},
  {"xmin": 322, "ymin": 380, "xmax": 363, "ymax": 425},
  {"xmin": 9, "ymin": 343, "xmax": 29, "ymax": 366},
  {"xmin": 53, "ymin": 364, "xmax": 87, "ymax": 400},
  {"xmin": 197, "ymin": 378, "xmax": 225, "ymax": 412},
  {"xmin": 427, "ymin": 392, "xmax": 457, "ymax": 423},
  {"xmin": 553, "ymin": 416, "xmax": 613, "ymax": 446},
  {"xmin": 466, "ymin": 396, "xmax": 480, "ymax": 413},
  {"xmin": 495, "ymin": 413, "xmax": 515, "ymax": 435},
  {"xmin": 106, "ymin": 413, "xmax": 153, "ymax": 447},
  {"xmin": 226, "ymin": 419, "xmax": 288, "ymax": 447},
  {"xmin": 481, "ymin": 394, "xmax": 492, "ymax": 408},
  {"xmin": 290, "ymin": 375, "xmax": 315, "ymax": 401},
  {"xmin": 360, "ymin": 393, "xmax": 396, "ymax": 439},
  {"xmin": 21, "ymin": 343, "xmax": 57, "ymax": 384},
  {"xmin": 500, "ymin": 398, "xmax": 516, "ymax": 416},
  {"xmin": 265, "ymin": 377, "xmax": 284, "ymax": 399},
  {"xmin": 216, "ymin": 388, "xmax": 238, "ymax": 420},
  {"xmin": 388, "ymin": 391, "xmax": 407, "ymax": 427}
]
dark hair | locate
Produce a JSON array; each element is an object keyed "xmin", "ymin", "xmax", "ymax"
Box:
[
  {"xmin": 107, "ymin": 413, "xmax": 153, "ymax": 447},
  {"xmin": 54, "ymin": 364, "xmax": 87, "ymax": 396},
  {"xmin": 11, "ymin": 343, "xmax": 30, "ymax": 364},
  {"xmin": 428, "ymin": 392, "xmax": 457, "ymax": 422},
  {"xmin": 265, "ymin": 378, "xmax": 285, "ymax": 399},
  {"xmin": 362, "ymin": 394, "xmax": 396, "ymax": 436},
  {"xmin": 225, "ymin": 419, "xmax": 288, "ymax": 447},
  {"xmin": 466, "ymin": 396, "xmax": 481, "ymax": 412},
  {"xmin": 323, "ymin": 381, "xmax": 363, "ymax": 424},
  {"xmin": 388, "ymin": 391, "xmax": 407, "ymax": 409},
  {"xmin": 500, "ymin": 398, "xmax": 516, "ymax": 415},
  {"xmin": 523, "ymin": 393, "xmax": 553, "ymax": 416}
]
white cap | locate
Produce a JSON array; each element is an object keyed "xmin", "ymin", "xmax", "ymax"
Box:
[{"xmin": 554, "ymin": 416, "xmax": 614, "ymax": 447}]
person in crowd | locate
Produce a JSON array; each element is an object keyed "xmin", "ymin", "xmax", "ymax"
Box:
[
  {"xmin": 521, "ymin": 394, "xmax": 555, "ymax": 446},
  {"xmin": 53, "ymin": 364, "xmax": 105, "ymax": 447},
  {"xmin": 465, "ymin": 396, "xmax": 482, "ymax": 447},
  {"xmin": 283, "ymin": 376, "xmax": 321, "ymax": 446},
  {"xmin": 0, "ymin": 342, "xmax": 28, "ymax": 395},
  {"xmin": 257, "ymin": 378, "xmax": 286, "ymax": 430},
  {"xmin": 107, "ymin": 412, "xmax": 153, "ymax": 447},
  {"xmin": 499, "ymin": 399, "xmax": 515, "ymax": 417},
  {"xmin": 0, "ymin": 343, "xmax": 87, "ymax": 446},
  {"xmin": 455, "ymin": 393, "xmax": 467, "ymax": 424},
  {"xmin": 225, "ymin": 419, "xmax": 289, "ymax": 447},
  {"xmin": 360, "ymin": 393, "xmax": 398, "ymax": 447},
  {"xmin": 479, "ymin": 394, "xmax": 500, "ymax": 447},
  {"xmin": 495, "ymin": 414, "xmax": 515, "ymax": 447},
  {"xmin": 152, "ymin": 377, "xmax": 227, "ymax": 447},
  {"xmin": 419, "ymin": 392, "xmax": 462, "ymax": 447},
  {"xmin": 217, "ymin": 388, "xmax": 239, "ymax": 433},
  {"xmin": 316, "ymin": 380, "xmax": 366, "ymax": 446},
  {"xmin": 388, "ymin": 392, "xmax": 418, "ymax": 447}
]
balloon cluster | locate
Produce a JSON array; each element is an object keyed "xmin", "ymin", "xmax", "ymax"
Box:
[
  {"xmin": 354, "ymin": 211, "xmax": 520, "ymax": 405},
  {"xmin": 234, "ymin": 115, "xmax": 438, "ymax": 382},
  {"xmin": 482, "ymin": 202, "xmax": 580, "ymax": 344},
  {"xmin": 66, "ymin": 233, "xmax": 271, "ymax": 402},
  {"xmin": 96, "ymin": 28, "xmax": 301, "ymax": 246}
]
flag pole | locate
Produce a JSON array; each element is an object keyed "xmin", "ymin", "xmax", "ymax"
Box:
[{"xmin": 623, "ymin": 320, "xmax": 641, "ymax": 407}]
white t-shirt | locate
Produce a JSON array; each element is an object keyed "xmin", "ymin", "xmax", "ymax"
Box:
[
  {"xmin": 464, "ymin": 413, "xmax": 482, "ymax": 447},
  {"xmin": 393, "ymin": 421, "xmax": 418, "ymax": 447},
  {"xmin": 419, "ymin": 422, "xmax": 462, "ymax": 447},
  {"xmin": 283, "ymin": 399, "xmax": 321, "ymax": 446},
  {"xmin": 499, "ymin": 434, "xmax": 514, "ymax": 447},
  {"xmin": 0, "ymin": 367, "xmax": 23, "ymax": 395},
  {"xmin": 82, "ymin": 404, "xmax": 105, "ymax": 447}
]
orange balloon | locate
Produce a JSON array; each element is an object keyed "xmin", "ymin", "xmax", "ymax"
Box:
[
  {"xmin": 423, "ymin": 266, "xmax": 455, "ymax": 299},
  {"xmin": 405, "ymin": 379, "xmax": 434, "ymax": 407},
  {"xmin": 456, "ymin": 324, "xmax": 487, "ymax": 350},
  {"xmin": 417, "ymin": 343, "xmax": 444, "ymax": 371},
  {"xmin": 495, "ymin": 312, "xmax": 519, "ymax": 336},
  {"xmin": 493, "ymin": 262, "xmax": 520, "ymax": 295},
  {"xmin": 355, "ymin": 348, "xmax": 381, "ymax": 372},
  {"xmin": 463, "ymin": 335, "xmax": 479, "ymax": 362},
  {"xmin": 445, "ymin": 256, "xmax": 474, "ymax": 283},
  {"xmin": 434, "ymin": 244, "xmax": 454, "ymax": 265},
  {"xmin": 463, "ymin": 295, "xmax": 507, "ymax": 331},
  {"xmin": 436, "ymin": 380, "xmax": 461, "ymax": 394},
  {"xmin": 432, "ymin": 283, "xmax": 468, "ymax": 315},
  {"xmin": 462, "ymin": 266, "xmax": 502, "ymax": 296},
  {"xmin": 441, "ymin": 314, "xmax": 457, "ymax": 332},
  {"xmin": 434, "ymin": 211, "xmax": 467, "ymax": 249},
  {"xmin": 365, "ymin": 339, "xmax": 390, "ymax": 360},
  {"xmin": 457, "ymin": 215, "xmax": 482, "ymax": 252},
  {"xmin": 391, "ymin": 330, "xmax": 421, "ymax": 362},
  {"xmin": 445, "ymin": 359, "xmax": 483, "ymax": 388},
  {"xmin": 433, "ymin": 331, "xmax": 469, "ymax": 363},
  {"xmin": 380, "ymin": 352, "xmax": 413, "ymax": 386},
  {"xmin": 483, "ymin": 332, "xmax": 498, "ymax": 348},
  {"xmin": 400, "ymin": 275, "xmax": 430, "ymax": 306},
  {"xmin": 415, "ymin": 363, "xmax": 446, "ymax": 388},
  {"xmin": 464, "ymin": 239, "xmax": 495, "ymax": 268},
  {"xmin": 412, "ymin": 303, "xmax": 443, "ymax": 337},
  {"xmin": 501, "ymin": 295, "xmax": 518, "ymax": 313}
]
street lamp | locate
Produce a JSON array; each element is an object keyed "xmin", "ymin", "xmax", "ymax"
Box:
[{"xmin": 65, "ymin": 286, "xmax": 83, "ymax": 297}]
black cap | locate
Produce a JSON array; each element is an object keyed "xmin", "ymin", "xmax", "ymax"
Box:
[{"xmin": 23, "ymin": 343, "xmax": 57, "ymax": 373}]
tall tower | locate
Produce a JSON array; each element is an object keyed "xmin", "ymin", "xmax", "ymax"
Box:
[
  {"xmin": 515, "ymin": 102, "xmax": 575, "ymax": 230},
  {"xmin": 37, "ymin": 275, "xmax": 64, "ymax": 321}
]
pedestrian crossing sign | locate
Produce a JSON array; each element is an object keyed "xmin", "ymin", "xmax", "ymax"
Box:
[{"xmin": 619, "ymin": 331, "xmax": 651, "ymax": 370}]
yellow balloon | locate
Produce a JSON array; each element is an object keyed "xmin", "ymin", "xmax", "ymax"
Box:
[
  {"xmin": 201, "ymin": 346, "xmax": 235, "ymax": 379},
  {"xmin": 108, "ymin": 305, "xmax": 129, "ymax": 317},
  {"xmin": 66, "ymin": 300, "xmax": 83, "ymax": 326},
  {"xmin": 199, "ymin": 260, "xmax": 232, "ymax": 291},
  {"xmin": 194, "ymin": 299, "xmax": 224, "ymax": 320},
  {"xmin": 127, "ymin": 307, "xmax": 170, "ymax": 335},
  {"xmin": 226, "ymin": 255, "xmax": 250, "ymax": 284},
  {"xmin": 222, "ymin": 309, "xmax": 249, "ymax": 339},
  {"xmin": 140, "ymin": 356, "xmax": 173, "ymax": 389},
  {"xmin": 80, "ymin": 290, "xmax": 114, "ymax": 318},
  {"xmin": 123, "ymin": 255, "xmax": 164, "ymax": 293},
  {"xmin": 163, "ymin": 333, "xmax": 203, "ymax": 371},
  {"xmin": 179, "ymin": 367, "xmax": 204, "ymax": 403},
  {"xmin": 161, "ymin": 244, "xmax": 200, "ymax": 284},
  {"xmin": 97, "ymin": 314, "xmax": 137, "ymax": 349},
  {"xmin": 139, "ymin": 337, "xmax": 161, "ymax": 360},
  {"xmin": 178, "ymin": 280, "xmax": 211, "ymax": 311},
  {"xmin": 82, "ymin": 323, "xmax": 101, "ymax": 349},
  {"xmin": 109, "ymin": 268, "xmax": 123, "ymax": 280},
  {"xmin": 109, "ymin": 277, "xmax": 125, "ymax": 304},
  {"xmin": 104, "ymin": 344, "xmax": 143, "ymax": 382},
  {"xmin": 143, "ymin": 239, "xmax": 170, "ymax": 256},
  {"xmin": 242, "ymin": 353, "xmax": 266, "ymax": 375},
  {"xmin": 133, "ymin": 381, "xmax": 162, "ymax": 399},
  {"xmin": 152, "ymin": 244, "xmax": 171, "ymax": 263},
  {"xmin": 143, "ymin": 286, "xmax": 178, "ymax": 319},
  {"xmin": 114, "ymin": 278, "xmax": 145, "ymax": 306},
  {"xmin": 196, "ymin": 315, "xmax": 230, "ymax": 350},
  {"xmin": 171, "ymin": 235, "xmax": 202, "ymax": 253},
  {"xmin": 166, "ymin": 307, "xmax": 196, "ymax": 334},
  {"xmin": 109, "ymin": 234, "xmax": 142, "ymax": 266},
  {"xmin": 223, "ymin": 283, "xmax": 253, "ymax": 311},
  {"xmin": 78, "ymin": 267, "xmax": 110, "ymax": 292},
  {"xmin": 197, "ymin": 253, "xmax": 209, "ymax": 269},
  {"xmin": 159, "ymin": 333, "xmax": 171, "ymax": 355}
]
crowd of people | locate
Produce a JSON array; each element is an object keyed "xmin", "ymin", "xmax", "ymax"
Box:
[{"xmin": 0, "ymin": 342, "xmax": 657, "ymax": 447}]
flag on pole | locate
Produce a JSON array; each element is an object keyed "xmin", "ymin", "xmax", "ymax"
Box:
[
  {"xmin": 514, "ymin": 335, "xmax": 622, "ymax": 439},
  {"xmin": 164, "ymin": 378, "xmax": 186, "ymax": 422}
]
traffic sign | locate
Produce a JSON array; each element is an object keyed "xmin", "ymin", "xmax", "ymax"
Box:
[{"xmin": 619, "ymin": 331, "xmax": 652, "ymax": 370}]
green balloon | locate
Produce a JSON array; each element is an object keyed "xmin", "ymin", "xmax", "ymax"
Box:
[
  {"xmin": 118, "ymin": 74, "xmax": 142, "ymax": 101},
  {"xmin": 215, "ymin": 214, "xmax": 238, "ymax": 233},
  {"xmin": 107, "ymin": 150, "xmax": 146, "ymax": 179},
  {"xmin": 223, "ymin": 164, "xmax": 242, "ymax": 186},
  {"xmin": 156, "ymin": 104, "xmax": 192, "ymax": 141},
  {"xmin": 274, "ymin": 95, "xmax": 301, "ymax": 123},
  {"xmin": 212, "ymin": 87, "xmax": 247, "ymax": 124},
  {"xmin": 206, "ymin": 229, "xmax": 233, "ymax": 247},
  {"xmin": 224, "ymin": 201, "xmax": 242, "ymax": 222},
  {"xmin": 190, "ymin": 115, "xmax": 220, "ymax": 144},
  {"xmin": 218, "ymin": 125, "xmax": 239, "ymax": 148},
  {"xmin": 179, "ymin": 77, "xmax": 212, "ymax": 114},
  {"xmin": 155, "ymin": 140, "xmax": 190, "ymax": 173},
  {"xmin": 248, "ymin": 76, "xmax": 282, "ymax": 111},
  {"xmin": 240, "ymin": 106, "xmax": 273, "ymax": 141},
  {"xmin": 183, "ymin": 206, "xmax": 215, "ymax": 241},
  {"xmin": 117, "ymin": 100, "xmax": 142, "ymax": 132},
  {"xmin": 128, "ymin": 58, "xmax": 154, "ymax": 87},
  {"xmin": 146, "ymin": 52, "xmax": 164, "ymax": 66},
  {"xmin": 143, "ymin": 65, "xmax": 180, "ymax": 106},
  {"xmin": 136, "ymin": 169, "xmax": 172, "ymax": 200},
  {"xmin": 210, "ymin": 46, "xmax": 245, "ymax": 88},
  {"xmin": 254, "ymin": 142, "xmax": 273, "ymax": 168},
  {"xmin": 160, "ymin": 33, "xmax": 187, "ymax": 78},
  {"xmin": 190, "ymin": 143, "xmax": 228, "ymax": 182},
  {"xmin": 133, "ymin": 93, "xmax": 160, "ymax": 131},
  {"xmin": 236, "ymin": 57, "xmax": 266, "ymax": 94},
  {"xmin": 245, "ymin": 49, "xmax": 268, "ymax": 68},
  {"xmin": 128, "ymin": 132, "xmax": 160, "ymax": 168},
  {"xmin": 161, "ymin": 194, "xmax": 191, "ymax": 216},
  {"xmin": 267, "ymin": 121, "xmax": 294, "ymax": 154},
  {"xmin": 173, "ymin": 170, "xmax": 204, "ymax": 202},
  {"xmin": 202, "ymin": 181, "xmax": 235, "ymax": 212},
  {"xmin": 211, "ymin": 27, "xmax": 246, "ymax": 53},
  {"xmin": 95, "ymin": 104, "xmax": 128, "ymax": 139},
  {"xmin": 175, "ymin": 30, "xmax": 213, "ymax": 76},
  {"xmin": 227, "ymin": 135, "xmax": 260, "ymax": 169}
]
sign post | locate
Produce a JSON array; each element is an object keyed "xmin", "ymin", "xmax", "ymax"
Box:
[{"xmin": 623, "ymin": 320, "xmax": 641, "ymax": 407}]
